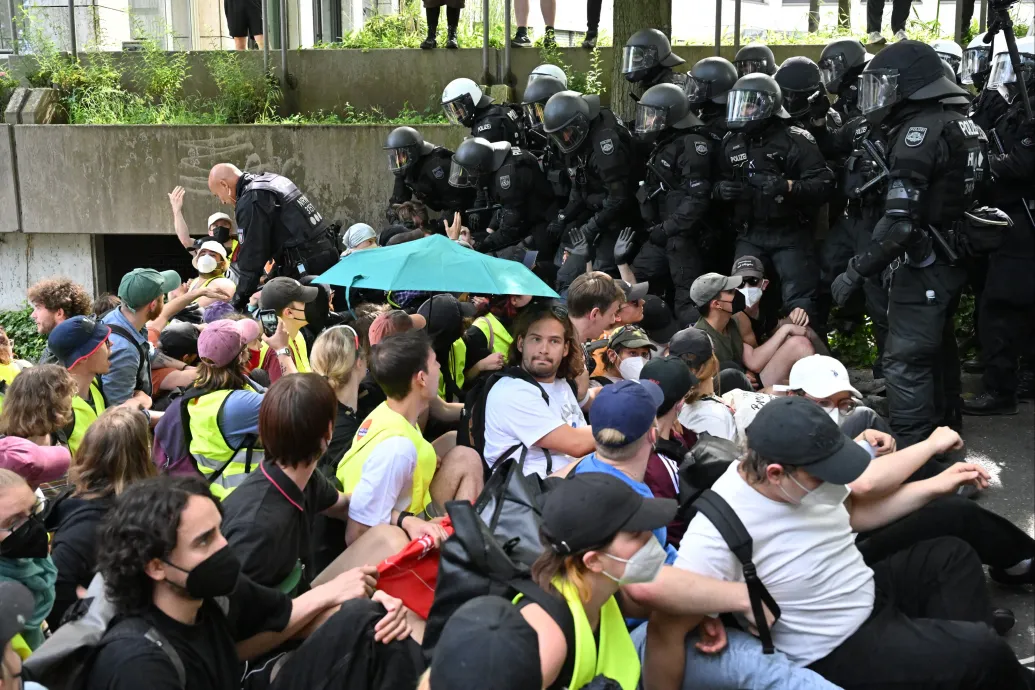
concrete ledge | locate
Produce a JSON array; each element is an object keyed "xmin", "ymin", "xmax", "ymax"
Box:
[{"xmin": 0, "ymin": 125, "xmax": 18, "ymax": 233}]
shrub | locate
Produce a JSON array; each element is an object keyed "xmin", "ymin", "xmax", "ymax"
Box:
[{"xmin": 0, "ymin": 307, "xmax": 46, "ymax": 363}]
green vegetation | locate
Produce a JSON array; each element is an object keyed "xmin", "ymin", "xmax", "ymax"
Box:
[
  {"xmin": 537, "ymin": 41, "xmax": 604, "ymax": 94},
  {"xmin": 829, "ymin": 315, "xmax": 878, "ymax": 368},
  {"xmin": 0, "ymin": 307, "xmax": 46, "ymax": 362}
]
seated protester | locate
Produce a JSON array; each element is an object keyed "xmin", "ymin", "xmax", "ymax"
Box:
[
  {"xmin": 0, "ymin": 327, "xmax": 32, "ymax": 389},
  {"xmin": 257, "ymin": 277, "xmax": 318, "ymax": 384},
  {"xmin": 730, "ymin": 256, "xmax": 830, "ymax": 357},
  {"xmin": 417, "ymin": 295, "xmax": 467, "ymax": 404},
  {"xmin": 222, "ymin": 374, "xmax": 354, "ymax": 593},
  {"xmin": 47, "ymin": 317, "xmax": 113, "ymax": 456},
  {"xmin": 566, "ymin": 271, "xmax": 625, "ymax": 344},
  {"xmin": 591, "ymin": 326, "xmax": 656, "ymax": 385},
  {"xmin": 44, "ymin": 408, "xmax": 155, "ymax": 627},
  {"xmin": 463, "ymin": 294, "xmax": 533, "ymax": 386},
  {"xmin": 0, "ymin": 436, "xmax": 70, "ymax": 498},
  {"xmin": 671, "ymin": 328, "xmax": 737, "ymax": 442},
  {"xmin": 639, "ymin": 295, "xmax": 680, "ymax": 351},
  {"xmin": 153, "ymin": 321, "xmax": 201, "ymax": 396},
  {"xmin": 0, "ymin": 469, "xmax": 56, "ymax": 652},
  {"xmin": 692, "ymin": 272, "xmax": 815, "ymax": 388},
  {"xmin": 186, "ymin": 241, "xmax": 237, "ymax": 309},
  {"xmin": 1, "ymin": 580, "xmax": 35, "ymax": 665},
  {"xmin": 358, "ymin": 309, "xmax": 427, "ymax": 420},
  {"xmin": 185, "ymin": 319, "xmax": 266, "ymax": 498},
  {"xmin": 28, "ymin": 277, "xmax": 93, "ymax": 366},
  {"xmin": 482, "ymin": 302, "xmax": 595, "ymax": 477},
  {"xmin": 311, "ymin": 326, "xmax": 366, "ymax": 477},
  {"xmin": 85, "ymin": 476, "xmax": 415, "ymax": 690},
  {"xmin": 102, "ymin": 268, "xmax": 181, "ymax": 408},
  {"xmin": 789, "ymin": 354, "xmax": 892, "ymax": 440},
  {"xmin": 340, "ymin": 222, "xmax": 378, "ymax": 257},
  {"xmin": 298, "ymin": 277, "xmax": 345, "ymax": 352},
  {"xmin": 671, "ymin": 397, "xmax": 1032, "ymax": 690},
  {"xmin": 613, "ymin": 280, "xmax": 649, "ymax": 328},
  {"xmin": 639, "ymin": 357, "xmax": 697, "ymax": 548},
  {"xmin": 338, "ymin": 330, "xmax": 484, "ymax": 547}
]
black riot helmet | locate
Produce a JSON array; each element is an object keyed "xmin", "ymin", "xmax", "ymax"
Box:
[
  {"xmin": 521, "ymin": 75, "xmax": 567, "ymax": 131},
  {"xmin": 635, "ymin": 83, "xmax": 703, "ymax": 134},
  {"xmin": 726, "ymin": 73, "xmax": 790, "ymax": 132},
  {"xmin": 818, "ymin": 38, "xmax": 873, "ymax": 92},
  {"xmin": 734, "ymin": 42, "xmax": 777, "ymax": 77},
  {"xmin": 383, "ymin": 126, "xmax": 435, "ymax": 175},
  {"xmin": 449, "ymin": 137, "xmax": 512, "ymax": 188},
  {"xmin": 858, "ymin": 40, "xmax": 969, "ymax": 125},
  {"xmin": 542, "ymin": 91, "xmax": 602, "ymax": 154},
  {"xmin": 774, "ymin": 56, "xmax": 826, "ymax": 119},
  {"xmin": 622, "ymin": 28, "xmax": 686, "ymax": 83},
  {"xmin": 687, "ymin": 57, "xmax": 739, "ymax": 106}
]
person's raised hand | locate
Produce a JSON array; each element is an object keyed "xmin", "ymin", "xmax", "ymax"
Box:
[
  {"xmin": 169, "ymin": 186, "xmax": 185, "ymax": 213},
  {"xmin": 477, "ymin": 352, "xmax": 505, "ymax": 373},
  {"xmin": 695, "ymin": 616, "xmax": 728, "ymax": 654},
  {"xmin": 568, "ymin": 227, "xmax": 589, "ymax": 257},
  {"xmin": 401, "ymin": 515, "xmax": 450, "ymax": 547},
  {"xmin": 446, "ymin": 212, "xmax": 463, "ymax": 241},
  {"xmin": 932, "ymin": 462, "xmax": 989, "ymax": 496},
  {"xmin": 263, "ymin": 318, "xmax": 290, "ymax": 352},
  {"xmin": 371, "ymin": 590, "xmax": 413, "ymax": 644},
  {"xmin": 926, "ymin": 426, "xmax": 964, "ymax": 456},
  {"xmin": 613, "ymin": 227, "xmax": 638, "ymax": 265},
  {"xmin": 328, "ymin": 565, "xmax": 378, "ymax": 606},
  {"xmin": 788, "ymin": 307, "xmax": 809, "ymax": 328},
  {"xmin": 170, "ymin": 282, "xmax": 189, "ymax": 300},
  {"xmin": 857, "ymin": 429, "xmax": 896, "ymax": 456}
]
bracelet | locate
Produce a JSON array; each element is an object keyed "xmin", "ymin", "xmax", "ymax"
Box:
[{"xmin": 396, "ymin": 511, "xmax": 413, "ymax": 529}]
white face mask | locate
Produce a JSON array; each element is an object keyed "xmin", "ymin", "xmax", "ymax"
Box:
[
  {"xmin": 618, "ymin": 356, "xmax": 647, "ymax": 381},
  {"xmin": 823, "ymin": 405, "xmax": 841, "ymax": 423},
  {"xmin": 738, "ymin": 286, "xmax": 763, "ymax": 308},
  {"xmin": 601, "ymin": 537, "xmax": 667, "ymax": 585},
  {"xmin": 780, "ymin": 472, "xmax": 850, "ymax": 507},
  {"xmin": 197, "ymin": 255, "xmax": 219, "ymax": 274}
]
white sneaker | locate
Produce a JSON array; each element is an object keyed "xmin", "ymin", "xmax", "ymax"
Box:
[
  {"xmin": 893, "ymin": 29, "xmax": 908, "ymax": 41},
  {"xmin": 867, "ymin": 31, "xmax": 886, "ymax": 44}
]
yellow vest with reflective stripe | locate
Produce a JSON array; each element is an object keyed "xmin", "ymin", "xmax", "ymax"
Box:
[
  {"xmin": 438, "ymin": 339, "xmax": 466, "ymax": 401},
  {"xmin": 336, "ymin": 402, "xmax": 436, "ymax": 515},
  {"xmin": 258, "ymin": 330, "xmax": 311, "ymax": 373},
  {"xmin": 11, "ymin": 633, "xmax": 30, "ymax": 661},
  {"xmin": 187, "ymin": 387, "xmax": 263, "ymax": 497},
  {"xmin": 68, "ymin": 380, "xmax": 106, "ymax": 456},
  {"xmin": 474, "ymin": 313, "xmax": 513, "ymax": 359}
]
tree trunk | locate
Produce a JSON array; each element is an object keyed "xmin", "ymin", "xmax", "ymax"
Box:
[
  {"xmin": 609, "ymin": 0, "xmax": 672, "ymax": 122},
  {"xmin": 808, "ymin": 0, "xmax": 820, "ymax": 31},
  {"xmin": 838, "ymin": 0, "xmax": 851, "ymax": 29}
]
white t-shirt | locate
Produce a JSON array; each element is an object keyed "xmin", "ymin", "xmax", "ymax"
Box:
[
  {"xmin": 677, "ymin": 463, "xmax": 875, "ymax": 666},
  {"xmin": 347, "ymin": 436, "xmax": 417, "ymax": 527},
  {"xmin": 678, "ymin": 396, "xmax": 738, "ymax": 441},
  {"xmin": 483, "ymin": 376, "xmax": 587, "ymax": 478}
]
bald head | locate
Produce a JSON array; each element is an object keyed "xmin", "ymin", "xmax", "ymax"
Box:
[{"xmin": 208, "ymin": 163, "xmax": 243, "ymax": 205}]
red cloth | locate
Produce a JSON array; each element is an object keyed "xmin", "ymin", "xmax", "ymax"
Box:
[{"xmin": 375, "ymin": 518, "xmax": 453, "ymax": 620}]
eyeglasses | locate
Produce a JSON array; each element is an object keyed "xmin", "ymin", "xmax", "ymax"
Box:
[{"xmin": 0, "ymin": 499, "xmax": 42, "ymax": 534}]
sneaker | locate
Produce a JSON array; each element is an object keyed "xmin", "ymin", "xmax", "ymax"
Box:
[
  {"xmin": 582, "ymin": 29, "xmax": 598, "ymax": 50},
  {"xmin": 544, "ymin": 26, "xmax": 556, "ymax": 48},
  {"xmin": 893, "ymin": 29, "xmax": 908, "ymax": 41},
  {"xmin": 511, "ymin": 28, "xmax": 531, "ymax": 48},
  {"xmin": 420, "ymin": 36, "xmax": 437, "ymax": 50},
  {"xmin": 962, "ymin": 391, "xmax": 1019, "ymax": 416},
  {"xmin": 990, "ymin": 560, "xmax": 1035, "ymax": 586},
  {"xmin": 867, "ymin": 31, "xmax": 886, "ymax": 44}
]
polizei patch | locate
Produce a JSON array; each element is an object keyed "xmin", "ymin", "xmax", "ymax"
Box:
[
  {"xmin": 695, "ymin": 141, "xmax": 708, "ymax": 155},
  {"xmin": 904, "ymin": 126, "xmax": 928, "ymax": 147},
  {"xmin": 500, "ymin": 174, "xmax": 511, "ymax": 189},
  {"xmin": 600, "ymin": 138, "xmax": 614, "ymax": 155}
]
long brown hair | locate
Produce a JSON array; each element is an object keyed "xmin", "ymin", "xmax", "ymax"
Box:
[
  {"xmin": 194, "ymin": 349, "xmax": 252, "ymax": 393},
  {"xmin": 70, "ymin": 407, "xmax": 156, "ymax": 497},
  {"xmin": 0, "ymin": 364, "xmax": 75, "ymax": 438},
  {"xmin": 508, "ymin": 302, "xmax": 585, "ymax": 380},
  {"xmin": 685, "ymin": 354, "xmax": 720, "ymax": 405}
]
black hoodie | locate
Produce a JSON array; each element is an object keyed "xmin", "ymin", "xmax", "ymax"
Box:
[{"xmin": 44, "ymin": 492, "xmax": 114, "ymax": 628}]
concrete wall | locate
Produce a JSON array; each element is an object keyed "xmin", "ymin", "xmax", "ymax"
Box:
[
  {"xmin": 0, "ymin": 126, "xmax": 19, "ymax": 233},
  {"xmin": 0, "ymin": 233, "xmax": 98, "ymax": 309}
]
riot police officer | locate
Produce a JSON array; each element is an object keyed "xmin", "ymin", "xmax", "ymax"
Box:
[
  {"xmin": 521, "ymin": 75, "xmax": 571, "ymax": 204},
  {"xmin": 529, "ymin": 63, "xmax": 567, "ymax": 87},
  {"xmin": 687, "ymin": 57, "xmax": 739, "ymax": 142},
  {"xmin": 931, "ymin": 39, "xmax": 964, "ymax": 77},
  {"xmin": 715, "ymin": 74, "xmax": 834, "ymax": 326},
  {"xmin": 384, "ymin": 126, "xmax": 475, "ymax": 222},
  {"xmin": 441, "ymin": 78, "xmax": 525, "ymax": 146},
  {"xmin": 448, "ymin": 137, "xmax": 557, "ymax": 258},
  {"xmin": 818, "ymin": 38, "xmax": 874, "ymax": 119},
  {"xmin": 542, "ymin": 90, "xmax": 640, "ymax": 273},
  {"xmin": 970, "ymin": 36, "xmax": 1011, "ymax": 132},
  {"xmin": 774, "ymin": 56, "xmax": 845, "ymax": 157},
  {"xmin": 634, "ymin": 83, "xmax": 714, "ymax": 324},
  {"xmin": 208, "ymin": 164, "xmax": 339, "ymax": 310},
  {"xmin": 734, "ymin": 42, "xmax": 777, "ymax": 78},
  {"xmin": 621, "ymin": 28, "xmax": 689, "ymax": 98},
  {"xmin": 831, "ymin": 41, "xmax": 984, "ymax": 447},
  {"xmin": 965, "ymin": 36, "xmax": 1035, "ymax": 415}
]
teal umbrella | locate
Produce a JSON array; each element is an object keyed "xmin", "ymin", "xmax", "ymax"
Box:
[{"xmin": 315, "ymin": 234, "xmax": 558, "ymax": 298}]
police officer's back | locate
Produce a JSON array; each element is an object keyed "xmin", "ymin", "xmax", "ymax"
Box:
[
  {"xmin": 442, "ymin": 78, "xmax": 525, "ymax": 147},
  {"xmin": 384, "ymin": 126, "xmax": 474, "ymax": 220},
  {"xmin": 208, "ymin": 164, "xmax": 338, "ymax": 309},
  {"xmin": 621, "ymin": 29, "xmax": 690, "ymax": 99}
]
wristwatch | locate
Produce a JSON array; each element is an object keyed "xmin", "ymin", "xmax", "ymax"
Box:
[{"xmin": 274, "ymin": 347, "xmax": 291, "ymax": 357}]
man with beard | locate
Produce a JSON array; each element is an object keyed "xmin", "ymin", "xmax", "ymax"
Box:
[{"xmin": 101, "ymin": 268, "xmax": 181, "ymax": 406}]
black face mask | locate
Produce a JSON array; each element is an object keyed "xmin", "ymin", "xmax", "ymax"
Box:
[
  {"xmin": 164, "ymin": 544, "xmax": 241, "ymax": 600},
  {"xmin": 0, "ymin": 515, "xmax": 48, "ymax": 559},
  {"xmin": 211, "ymin": 225, "xmax": 232, "ymax": 245},
  {"xmin": 728, "ymin": 290, "xmax": 747, "ymax": 314}
]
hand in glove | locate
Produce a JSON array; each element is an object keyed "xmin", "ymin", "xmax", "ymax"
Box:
[
  {"xmin": 758, "ymin": 176, "xmax": 789, "ymax": 200},
  {"xmin": 649, "ymin": 225, "xmax": 669, "ymax": 247},
  {"xmin": 831, "ymin": 259, "xmax": 864, "ymax": 306},
  {"xmin": 613, "ymin": 227, "xmax": 639, "ymax": 265},
  {"xmin": 546, "ymin": 215, "xmax": 566, "ymax": 239},
  {"xmin": 568, "ymin": 227, "xmax": 589, "ymax": 258},
  {"xmin": 715, "ymin": 181, "xmax": 745, "ymax": 202},
  {"xmin": 808, "ymin": 91, "xmax": 830, "ymax": 121}
]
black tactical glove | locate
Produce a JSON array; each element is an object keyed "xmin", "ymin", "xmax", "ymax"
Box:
[
  {"xmin": 613, "ymin": 227, "xmax": 639, "ymax": 265},
  {"xmin": 715, "ymin": 181, "xmax": 745, "ymax": 202},
  {"xmin": 649, "ymin": 225, "xmax": 668, "ymax": 247},
  {"xmin": 831, "ymin": 258, "xmax": 864, "ymax": 306}
]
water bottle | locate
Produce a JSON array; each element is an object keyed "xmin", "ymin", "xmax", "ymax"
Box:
[{"xmin": 926, "ymin": 289, "xmax": 936, "ymax": 306}]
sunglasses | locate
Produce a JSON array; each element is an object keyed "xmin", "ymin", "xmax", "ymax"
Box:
[{"xmin": 741, "ymin": 276, "xmax": 762, "ymax": 287}]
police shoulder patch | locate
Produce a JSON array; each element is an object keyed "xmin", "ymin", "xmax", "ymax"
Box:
[
  {"xmin": 600, "ymin": 138, "xmax": 615, "ymax": 155},
  {"xmin": 788, "ymin": 126, "xmax": 816, "ymax": 144},
  {"xmin": 827, "ymin": 110, "xmax": 843, "ymax": 127},
  {"xmin": 500, "ymin": 174, "xmax": 511, "ymax": 189},
  {"xmin": 432, "ymin": 166, "xmax": 445, "ymax": 179},
  {"xmin": 1021, "ymin": 137, "xmax": 1034, "ymax": 148},
  {"xmin": 904, "ymin": 126, "xmax": 928, "ymax": 147},
  {"xmin": 957, "ymin": 119, "xmax": 980, "ymax": 138},
  {"xmin": 694, "ymin": 141, "xmax": 709, "ymax": 156}
]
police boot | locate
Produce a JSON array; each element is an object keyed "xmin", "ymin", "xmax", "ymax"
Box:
[
  {"xmin": 420, "ymin": 31, "xmax": 437, "ymax": 49},
  {"xmin": 1017, "ymin": 369, "xmax": 1035, "ymax": 400},
  {"xmin": 446, "ymin": 27, "xmax": 459, "ymax": 49},
  {"xmin": 962, "ymin": 391, "xmax": 1019, "ymax": 416}
]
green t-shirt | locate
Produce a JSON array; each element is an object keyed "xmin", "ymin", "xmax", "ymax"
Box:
[{"xmin": 695, "ymin": 316, "xmax": 744, "ymax": 368}]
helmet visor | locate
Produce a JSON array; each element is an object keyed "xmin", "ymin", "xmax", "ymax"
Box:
[
  {"xmin": 548, "ymin": 116, "xmax": 591, "ymax": 153},
  {"xmin": 936, "ymin": 52, "xmax": 962, "ymax": 74},
  {"xmin": 960, "ymin": 47, "xmax": 990, "ymax": 84},
  {"xmin": 685, "ymin": 75, "xmax": 710, "ymax": 105},
  {"xmin": 782, "ymin": 89, "xmax": 815, "ymax": 118},
  {"xmin": 448, "ymin": 160, "xmax": 478, "ymax": 188},
  {"xmin": 523, "ymin": 101, "xmax": 546, "ymax": 130},
  {"xmin": 858, "ymin": 69, "xmax": 899, "ymax": 115},
  {"xmin": 818, "ymin": 53, "xmax": 848, "ymax": 88},
  {"xmin": 726, "ymin": 89, "xmax": 777, "ymax": 125},
  {"xmin": 622, "ymin": 45, "xmax": 660, "ymax": 76},
  {"xmin": 987, "ymin": 51, "xmax": 1035, "ymax": 89},
  {"xmin": 443, "ymin": 94, "xmax": 475, "ymax": 126},
  {"xmin": 387, "ymin": 147, "xmax": 413, "ymax": 173},
  {"xmin": 634, "ymin": 104, "xmax": 668, "ymax": 134},
  {"xmin": 735, "ymin": 59, "xmax": 768, "ymax": 78}
]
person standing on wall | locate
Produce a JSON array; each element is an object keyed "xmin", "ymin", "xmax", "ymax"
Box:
[
  {"xmin": 224, "ymin": 0, "xmax": 264, "ymax": 50},
  {"xmin": 511, "ymin": 0, "xmax": 556, "ymax": 48},
  {"xmin": 420, "ymin": 0, "xmax": 463, "ymax": 49}
]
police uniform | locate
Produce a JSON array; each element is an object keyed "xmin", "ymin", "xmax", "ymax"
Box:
[
  {"xmin": 478, "ymin": 146, "xmax": 558, "ymax": 255},
  {"xmin": 231, "ymin": 173, "xmax": 339, "ymax": 309},
  {"xmin": 969, "ymin": 87, "xmax": 1009, "ymax": 134},
  {"xmin": 719, "ymin": 123, "xmax": 834, "ymax": 324},
  {"xmin": 389, "ymin": 146, "xmax": 475, "ymax": 218},
  {"xmin": 471, "ymin": 104, "xmax": 526, "ymax": 147},
  {"xmin": 632, "ymin": 67, "xmax": 690, "ymax": 101}
]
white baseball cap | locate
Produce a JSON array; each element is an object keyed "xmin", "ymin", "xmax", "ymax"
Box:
[
  {"xmin": 207, "ymin": 212, "xmax": 233, "ymax": 229},
  {"xmin": 789, "ymin": 355, "xmax": 861, "ymax": 399}
]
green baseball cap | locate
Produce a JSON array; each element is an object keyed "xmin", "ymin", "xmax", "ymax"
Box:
[{"xmin": 118, "ymin": 268, "xmax": 181, "ymax": 310}]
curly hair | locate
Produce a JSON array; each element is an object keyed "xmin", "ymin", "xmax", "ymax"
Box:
[
  {"xmin": 508, "ymin": 302, "xmax": 585, "ymax": 381},
  {"xmin": 0, "ymin": 364, "xmax": 75, "ymax": 438},
  {"xmin": 27, "ymin": 278, "xmax": 92, "ymax": 319},
  {"xmin": 97, "ymin": 476, "xmax": 219, "ymax": 615},
  {"xmin": 71, "ymin": 407, "xmax": 156, "ymax": 497}
]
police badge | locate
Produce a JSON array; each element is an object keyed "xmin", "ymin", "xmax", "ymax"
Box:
[
  {"xmin": 500, "ymin": 174, "xmax": 511, "ymax": 189},
  {"xmin": 600, "ymin": 138, "xmax": 614, "ymax": 155},
  {"xmin": 904, "ymin": 126, "xmax": 927, "ymax": 147},
  {"xmin": 694, "ymin": 141, "xmax": 708, "ymax": 155}
]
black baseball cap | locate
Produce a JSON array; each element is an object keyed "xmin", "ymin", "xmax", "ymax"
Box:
[
  {"xmin": 641, "ymin": 356, "xmax": 697, "ymax": 416},
  {"xmin": 159, "ymin": 321, "xmax": 201, "ymax": 359},
  {"xmin": 732, "ymin": 255, "xmax": 765, "ymax": 279},
  {"xmin": 259, "ymin": 277, "xmax": 319, "ymax": 311},
  {"xmin": 430, "ymin": 596, "xmax": 542, "ymax": 690},
  {"xmin": 668, "ymin": 327, "xmax": 714, "ymax": 369},
  {"xmin": 0, "ymin": 581, "xmax": 34, "ymax": 647},
  {"xmin": 542, "ymin": 473, "xmax": 677, "ymax": 555},
  {"xmin": 617, "ymin": 279, "xmax": 649, "ymax": 303},
  {"xmin": 745, "ymin": 396, "xmax": 872, "ymax": 484},
  {"xmin": 639, "ymin": 295, "xmax": 680, "ymax": 344}
]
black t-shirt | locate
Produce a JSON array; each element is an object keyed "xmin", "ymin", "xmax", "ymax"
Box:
[
  {"xmin": 85, "ymin": 575, "xmax": 291, "ymax": 690},
  {"xmin": 317, "ymin": 401, "xmax": 359, "ymax": 480},
  {"xmin": 221, "ymin": 462, "xmax": 339, "ymax": 590}
]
